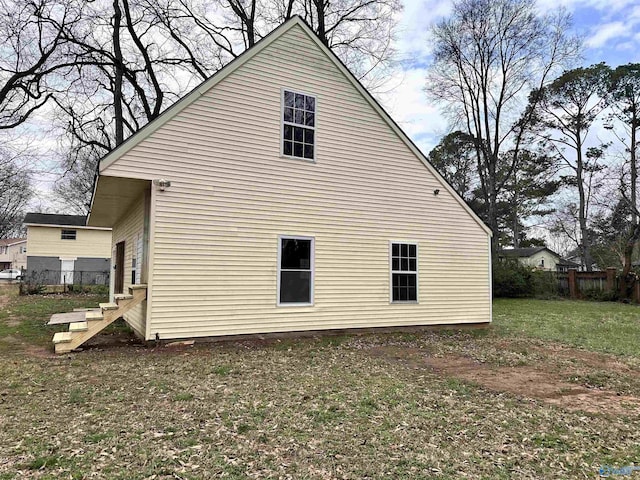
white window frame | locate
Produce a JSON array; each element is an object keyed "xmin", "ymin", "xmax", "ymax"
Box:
[
  {"xmin": 389, "ymin": 241, "xmax": 419, "ymax": 304},
  {"xmin": 280, "ymin": 88, "xmax": 317, "ymax": 163},
  {"xmin": 277, "ymin": 235, "xmax": 315, "ymax": 307}
]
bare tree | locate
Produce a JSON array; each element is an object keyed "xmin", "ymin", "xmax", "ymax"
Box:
[
  {"xmin": 426, "ymin": 0, "xmax": 580, "ymax": 251},
  {"xmin": 0, "ymin": 147, "xmax": 32, "ymax": 237},
  {"xmin": 0, "ymin": 0, "xmax": 80, "ymax": 129}
]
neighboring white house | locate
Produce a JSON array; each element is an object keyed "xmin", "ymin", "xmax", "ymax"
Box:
[
  {"xmin": 24, "ymin": 213, "xmax": 112, "ymax": 285},
  {"xmin": 0, "ymin": 238, "xmax": 27, "ymax": 270},
  {"xmin": 498, "ymin": 247, "xmax": 578, "ymax": 272},
  {"xmin": 52, "ymin": 16, "xmax": 492, "ymax": 351}
]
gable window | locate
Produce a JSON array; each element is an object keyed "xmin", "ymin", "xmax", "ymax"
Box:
[
  {"xmin": 61, "ymin": 229, "xmax": 77, "ymax": 240},
  {"xmin": 278, "ymin": 236, "xmax": 314, "ymax": 305},
  {"xmin": 391, "ymin": 242, "xmax": 418, "ymax": 302},
  {"xmin": 282, "ymin": 90, "xmax": 315, "ymax": 160}
]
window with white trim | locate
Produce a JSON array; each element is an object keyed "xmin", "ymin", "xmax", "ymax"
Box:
[
  {"xmin": 61, "ymin": 229, "xmax": 77, "ymax": 240},
  {"xmin": 282, "ymin": 90, "xmax": 315, "ymax": 160},
  {"xmin": 278, "ymin": 236, "xmax": 314, "ymax": 305},
  {"xmin": 391, "ymin": 242, "xmax": 418, "ymax": 302}
]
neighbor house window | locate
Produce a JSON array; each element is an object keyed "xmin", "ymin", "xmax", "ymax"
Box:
[
  {"xmin": 61, "ymin": 229, "xmax": 77, "ymax": 240},
  {"xmin": 282, "ymin": 90, "xmax": 315, "ymax": 160},
  {"xmin": 278, "ymin": 236, "xmax": 314, "ymax": 305},
  {"xmin": 391, "ymin": 242, "xmax": 418, "ymax": 302}
]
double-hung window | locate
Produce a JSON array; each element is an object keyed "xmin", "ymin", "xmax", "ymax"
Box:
[
  {"xmin": 282, "ymin": 90, "xmax": 315, "ymax": 160},
  {"xmin": 278, "ymin": 236, "xmax": 314, "ymax": 305},
  {"xmin": 391, "ymin": 242, "xmax": 418, "ymax": 302}
]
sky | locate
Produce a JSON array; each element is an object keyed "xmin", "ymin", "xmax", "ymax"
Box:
[{"xmin": 382, "ymin": 0, "xmax": 640, "ymax": 155}]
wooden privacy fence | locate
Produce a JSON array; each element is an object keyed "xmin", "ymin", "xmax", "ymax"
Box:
[{"xmin": 557, "ymin": 268, "xmax": 617, "ymax": 299}]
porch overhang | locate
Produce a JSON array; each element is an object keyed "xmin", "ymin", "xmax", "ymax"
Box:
[{"xmin": 87, "ymin": 175, "xmax": 150, "ymax": 227}]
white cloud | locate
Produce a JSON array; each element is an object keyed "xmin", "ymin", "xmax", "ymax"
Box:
[
  {"xmin": 586, "ymin": 21, "xmax": 631, "ymax": 48},
  {"xmin": 378, "ymin": 67, "xmax": 448, "ymax": 154}
]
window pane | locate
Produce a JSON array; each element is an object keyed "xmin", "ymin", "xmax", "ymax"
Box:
[
  {"xmin": 401, "ymin": 244, "xmax": 408, "ymax": 257},
  {"xmin": 392, "ymin": 258, "xmax": 399, "ymax": 270},
  {"xmin": 294, "ymin": 127, "xmax": 304, "ymax": 142},
  {"xmin": 284, "ymin": 91, "xmax": 295, "ymax": 107},
  {"xmin": 409, "ymin": 259, "xmax": 416, "ymax": 271},
  {"xmin": 283, "ymin": 141, "xmax": 292, "ymax": 156},
  {"xmin": 401, "ymin": 258, "xmax": 409, "ymax": 271},
  {"xmin": 294, "ymin": 109, "xmax": 304, "ymax": 124},
  {"xmin": 304, "ymin": 144, "xmax": 314, "ymax": 159},
  {"xmin": 409, "ymin": 244, "xmax": 416, "ymax": 257},
  {"xmin": 284, "ymin": 124, "xmax": 292, "ymax": 140},
  {"xmin": 392, "ymin": 243, "xmax": 399, "ymax": 257},
  {"xmin": 295, "ymin": 94, "xmax": 305, "ymax": 108},
  {"xmin": 280, "ymin": 271, "xmax": 311, "ymax": 303},
  {"xmin": 407, "ymin": 286, "xmax": 417, "ymax": 300},
  {"xmin": 305, "ymin": 112, "xmax": 315, "ymax": 127},
  {"xmin": 399, "ymin": 287, "xmax": 407, "ymax": 301},
  {"xmin": 281, "ymin": 238, "xmax": 311, "ymax": 269},
  {"xmin": 393, "ymin": 274, "xmax": 417, "ymax": 301},
  {"xmin": 294, "ymin": 142, "xmax": 303, "ymax": 158},
  {"xmin": 305, "ymin": 96, "xmax": 315, "ymax": 111},
  {"xmin": 305, "ymin": 129, "xmax": 314, "ymax": 144},
  {"xmin": 284, "ymin": 107, "xmax": 293, "ymax": 122}
]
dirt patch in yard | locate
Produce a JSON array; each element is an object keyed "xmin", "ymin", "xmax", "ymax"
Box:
[
  {"xmin": 527, "ymin": 342, "xmax": 640, "ymax": 375},
  {"xmin": 369, "ymin": 346, "xmax": 640, "ymax": 416}
]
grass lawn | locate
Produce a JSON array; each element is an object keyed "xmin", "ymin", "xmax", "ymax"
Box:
[{"xmin": 1, "ymin": 286, "xmax": 640, "ymax": 479}]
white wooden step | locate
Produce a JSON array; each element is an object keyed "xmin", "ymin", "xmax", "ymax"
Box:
[
  {"xmin": 53, "ymin": 331, "xmax": 73, "ymax": 344},
  {"xmin": 129, "ymin": 284, "xmax": 147, "ymax": 290},
  {"xmin": 99, "ymin": 302, "xmax": 119, "ymax": 311},
  {"xmin": 114, "ymin": 294, "xmax": 134, "ymax": 301},
  {"xmin": 69, "ymin": 321, "xmax": 88, "ymax": 332},
  {"xmin": 86, "ymin": 311, "xmax": 104, "ymax": 321}
]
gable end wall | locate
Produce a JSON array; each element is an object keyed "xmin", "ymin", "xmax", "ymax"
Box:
[{"xmin": 102, "ymin": 24, "xmax": 491, "ymax": 340}]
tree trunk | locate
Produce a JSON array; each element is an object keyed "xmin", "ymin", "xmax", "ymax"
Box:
[
  {"xmin": 315, "ymin": 0, "xmax": 327, "ymax": 45},
  {"xmin": 576, "ymin": 135, "xmax": 592, "ymax": 271},
  {"xmin": 112, "ymin": 0, "xmax": 124, "ymax": 146},
  {"xmin": 620, "ymin": 107, "xmax": 639, "ymax": 298}
]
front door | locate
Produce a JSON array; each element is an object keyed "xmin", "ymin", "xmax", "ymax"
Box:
[{"xmin": 115, "ymin": 241, "xmax": 125, "ymax": 294}]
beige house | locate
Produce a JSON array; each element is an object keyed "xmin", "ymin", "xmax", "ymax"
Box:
[
  {"xmin": 52, "ymin": 17, "xmax": 492, "ymax": 352},
  {"xmin": 0, "ymin": 238, "xmax": 27, "ymax": 270},
  {"xmin": 498, "ymin": 247, "xmax": 578, "ymax": 272},
  {"xmin": 24, "ymin": 213, "xmax": 112, "ymax": 285}
]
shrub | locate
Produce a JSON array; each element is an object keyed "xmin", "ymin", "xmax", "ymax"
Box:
[
  {"xmin": 19, "ymin": 271, "xmax": 47, "ymax": 295},
  {"xmin": 529, "ymin": 270, "xmax": 559, "ymax": 298},
  {"xmin": 492, "ymin": 261, "xmax": 559, "ymax": 298},
  {"xmin": 492, "ymin": 260, "xmax": 531, "ymax": 297}
]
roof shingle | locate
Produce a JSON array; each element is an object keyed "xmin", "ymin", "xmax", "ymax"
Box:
[{"xmin": 23, "ymin": 213, "xmax": 87, "ymax": 227}]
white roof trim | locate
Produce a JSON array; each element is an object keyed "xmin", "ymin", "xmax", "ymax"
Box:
[{"xmin": 96, "ymin": 16, "xmax": 492, "ymax": 236}]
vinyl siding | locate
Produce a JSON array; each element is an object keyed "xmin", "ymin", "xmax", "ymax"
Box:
[
  {"xmin": 102, "ymin": 23, "xmax": 491, "ymax": 340},
  {"xmin": 26, "ymin": 226, "xmax": 111, "ymax": 258},
  {"xmin": 111, "ymin": 194, "xmax": 147, "ymax": 338}
]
